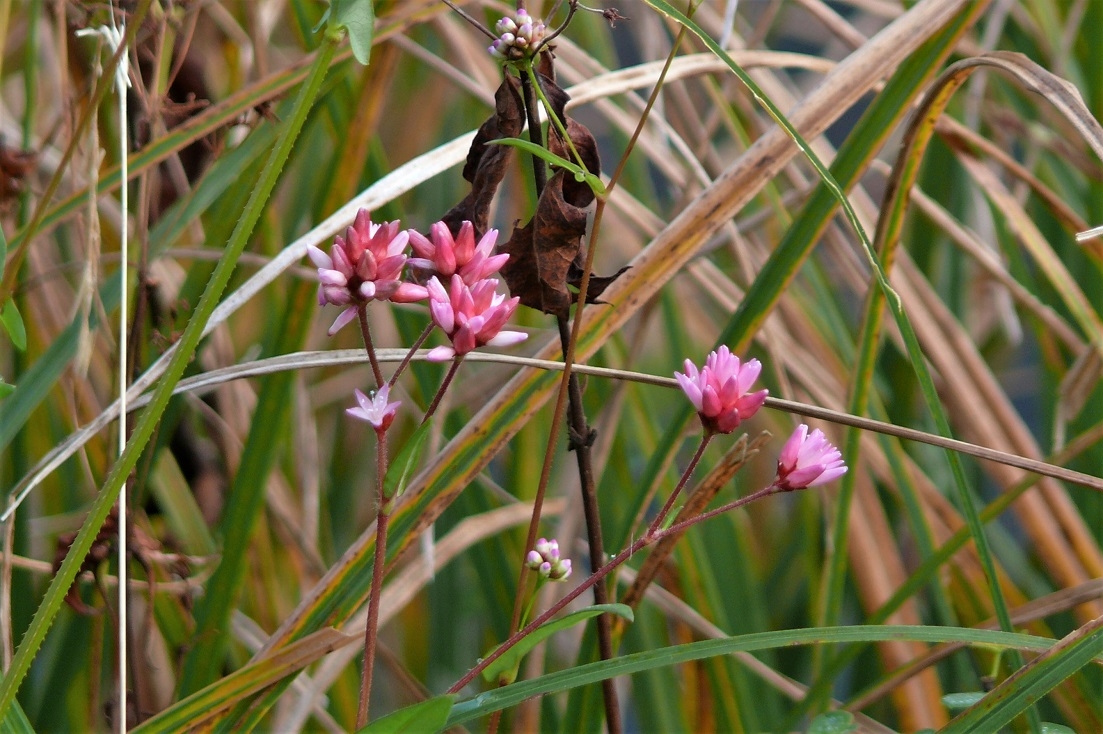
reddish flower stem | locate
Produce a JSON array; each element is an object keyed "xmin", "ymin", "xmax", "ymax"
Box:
[
  {"xmin": 357, "ymin": 305, "xmax": 384, "ymax": 388},
  {"xmin": 357, "ymin": 429, "xmax": 390, "ymax": 728},
  {"xmin": 448, "ymin": 482, "xmax": 785, "ymax": 695},
  {"xmin": 388, "ymin": 324, "xmax": 435, "ymax": 389},
  {"xmin": 646, "ymin": 433, "xmax": 713, "ymax": 537},
  {"xmin": 423, "ymin": 357, "xmax": 463, "ymax": 424}
]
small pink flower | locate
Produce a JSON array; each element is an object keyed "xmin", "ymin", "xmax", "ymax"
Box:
[
  {"xmin": 306, "ymin": 209, "xmax": 428, "ymax": 335},
  {"xmin": 774, "ymin": 424, "xmax": 847, "ymax": 490},
  {"xmin": 525, "ymin": 538, "xmax": 571, "ymax": 581},
  {"xmin": 425, "ymin": 275, "xmax": 527, "ymax": 362},
  {"xmin": 675, "ymin": 347, "xmax": 768, "ymax": 434},
  {"xmin": 407, "ymin": 221, "xmax": 509, "ymax": 284},
  {"xmin": 346, "ymin": 384, "xmax": 401, "ymax": 433}
]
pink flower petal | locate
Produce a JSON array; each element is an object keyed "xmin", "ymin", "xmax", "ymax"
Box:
[{"xmin": 327, "ymin": 307, "xmax": 358, "ymax": 336}]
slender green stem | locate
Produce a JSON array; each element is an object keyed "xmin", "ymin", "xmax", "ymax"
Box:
[
  {"xmin": 0, "ymin": 32, "xmax": 340, "ymax": 720},
  {"xmin": 524, "ymin": 63, "xmax": 587, "ymax": 173}
]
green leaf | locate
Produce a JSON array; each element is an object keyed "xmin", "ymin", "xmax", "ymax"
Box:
[
  {"xmin": 0, "ymin": 378, "xmax": 13, "ymax": 400},
  {"xmin": 1, "ymin": 299, "xmax": 26, "ymax": 350},
  {"xmin": 808, "ymin": 710, "xmax": 858, "ymax": 734},
  {"xmin": 1040, "ymin": 724, "xmax": 1076, "ymax": 734},
  {"xmin": 357, "ymin": 695, "xmax": 455, "ymax": 734},
  {"xmin": 383, "ymin": 420, "xmax": 431, "ymax": 501},
  {"xmin": 481, "ymin": 604, "xmax": 634, "ymax": 685},
  {"xmin": 330, "ymin": 0, "xmax": 374, "ymax": 65}
]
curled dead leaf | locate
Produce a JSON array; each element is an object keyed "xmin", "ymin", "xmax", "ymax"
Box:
[
  {"xmin": 440, "ymin": 75, "xmax": 524, "ymax": 237},
  {"xmin": 499, "ymin": 171, "xmax": 626, "ymax": 315}
]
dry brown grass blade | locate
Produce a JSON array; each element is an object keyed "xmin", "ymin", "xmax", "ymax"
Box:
[
  {"xmin": 895, "ymin": 254, "xmax": 1103, "ymax": 620},
  {"xmin": 934, "ymin": 116, "xmax": 1089, "ymax": 233},
  {"xmin": 904, "ymin": 181, "xmax": 1084, "ymax": 352},
  {"xmin": 976, "ymin": 51, "xmax": 1103, "ymax": 163},
  {"xmin": 957, "ymin": 152, "xmax": 1103, "ymax": 355},
  {"xmin": 1056, "ymin": 350, "xmax": 1102, "ymax": 448}
]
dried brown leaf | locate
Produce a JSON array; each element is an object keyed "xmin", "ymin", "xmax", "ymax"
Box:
[
  {"xmin": 567, "ymin": 256, "xmax": 630, "ymax": 304},
  {"xmin": 499, "ymin": 170, "xmax": 585, "ymax": 316},
  {"xmin": 440, "ymin": 75, "xmax": 524, "ymax": 236}
]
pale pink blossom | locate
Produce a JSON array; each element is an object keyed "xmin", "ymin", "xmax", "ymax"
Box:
[
  {"xmin": 774, "ymin": 424, "xmax": 847, "ymax": 490},
  {"xmin": 425, "ymin": 275, "xmax": 527, "ymax": 362},
  {"xmin": 525, "ymin": 538, "xmax": 571, "ymax": 581},
  {"xmin": 675, "ymin": 347, "xmax": 768, "ymax": 434},
  {"xmin": 346, "ymin": 384, "xmax": 401, "ymax": 433},
  {"xmin": 407, "ymin": 221, "xmax": 509, "ymax": 284},
  {"xmin": 306, "ymin": 209, "xmax": 428, "ymax": 335}
]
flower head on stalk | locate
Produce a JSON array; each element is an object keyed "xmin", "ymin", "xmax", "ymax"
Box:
[
  {"xmin": 488, "ymin": 8, "xmax": 547, "ymax": 62},
  {"xmin": 773, "ymin": 424, "xmax": 847, "ymax": 490},
  {"xmin": 347, "ymin": 384, "xmax": 401, "ymax": 434},
  {"xmin": 525, "ymin": 538, "xmax": 572, "ymax": 581},
  {"xmin": 407, "ymin": 220, "xmax": 509, "ymax": 285},
  {"xmin": 425, "ymin": 274, "xmax": 527, "ymax": 362},
  {"xmin": 306, "ymin": 209, "xmax": 429, "ymax": 335},
  {"xmin": 675, "ymin": 347, "xmax": 768, "ymax": 434}
]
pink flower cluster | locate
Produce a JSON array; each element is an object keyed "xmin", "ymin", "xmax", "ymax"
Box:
[
  {"xmin": 307, "ymin": 210, "xmax": 428, "ymax": 335},
  {"xmin": 675, "ymin": 346, "xmax": 768, "ymax": 434},
  {"xmin": 306, "ymin": 211, "xmax": 529, "ymax": 429},
  {"xmin": 426, "ymin": 275, "xmax": 527, "ymax": 362},
  {"xmin": 407, "ymin": 221, "xmax": 508, "ymax": 285}
]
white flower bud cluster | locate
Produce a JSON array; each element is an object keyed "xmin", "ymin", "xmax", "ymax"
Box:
[
  {"xmin": 488, "ymin": 9, "xmax": 547, "ymax": 62},
  {"xmin": 525, "ymin": 538, "xmax": 572, "ymax": 581}
]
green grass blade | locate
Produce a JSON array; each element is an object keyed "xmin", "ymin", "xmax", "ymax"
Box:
[
  {"xmin": 942, "ymin": 615, "xmax": 1103, "ymax": 733},
  {"xmin": 447, "ymin": 625, "xmax": 1081, "ymax": 726}
]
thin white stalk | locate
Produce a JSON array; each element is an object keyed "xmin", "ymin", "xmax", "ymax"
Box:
[{"xmin": 1075, "ymin": 224, "xmax": 1103, "ymax": 242}]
